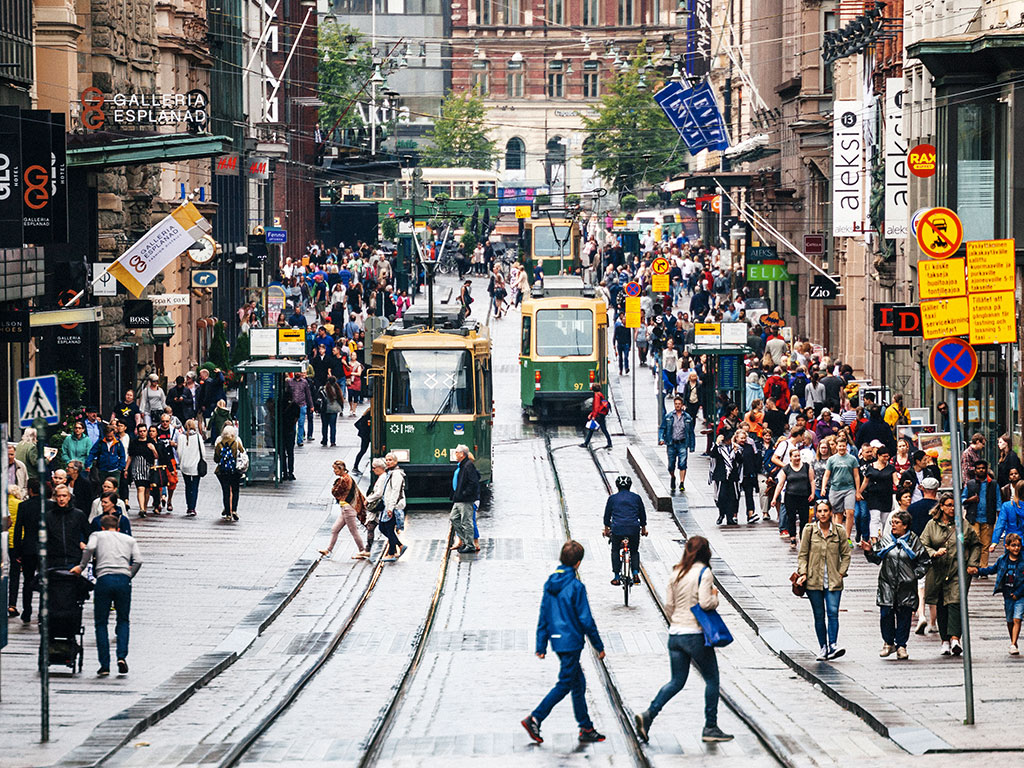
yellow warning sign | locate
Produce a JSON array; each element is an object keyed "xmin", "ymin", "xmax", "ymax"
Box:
[
  {"xmin": 916, "ymin": 207, "xmax": 963, "ymax": 259},
  {"xmin": 652, "ymin": 274, "xmax": 670, "ymax": 293},
  {"xmin": 918, "ymin": 258, "xmax": 966, "ymax": 300},
  {"xmin": 624, "ymin": 296, "xmax": 641, "ymax": 314},
  {"xmin": 694, "ymin": 323, "xmax": 721, "ymax": 337},
  {"xmin": 624, "ymin": 312, "xmax": 642, "ymax": 328},
  {"xmin": 966, "ymin": 239, "xmax": 1015, "ymax": 293},
  {"xmin": 968, "ymin": 291, "xmax": 1018, "ymax": 345},
  {"xmin": 920, "ymin": 297, "xmax": 970, "ymax": 339},
  {"xmin": 515, "ymin": 205, "xmax": 532, "ymax": 220}
]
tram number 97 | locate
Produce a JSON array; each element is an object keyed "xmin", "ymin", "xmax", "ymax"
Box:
[
  {"xmin": 434, "ymin": 448, "xmax": 447, "ymax": 458},
  {"xmin": 573, "ymin": 382, "xmax": 586, "ymax": 390}
]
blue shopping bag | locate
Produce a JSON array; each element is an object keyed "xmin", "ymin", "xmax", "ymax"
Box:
[{"xmin": 689, "ymin": 567, "xmax": 733, "ymax": 648}]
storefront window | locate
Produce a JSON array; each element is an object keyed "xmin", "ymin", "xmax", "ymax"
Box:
[{"xmin": 956, "ymin": 102, "xmax": 996, "ymax": 241}]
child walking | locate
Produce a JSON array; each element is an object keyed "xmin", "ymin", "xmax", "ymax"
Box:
[
  {"xmin": 522, "ymin": 540, "xmax": 606, "ymax": 745},
  {"xmin": 978, "ymin": 532, "xmax": 1024, "ymax": 654}
]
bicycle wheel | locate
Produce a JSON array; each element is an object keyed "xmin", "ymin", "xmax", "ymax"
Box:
[{"xmin": 621, "ymin": 541, "xmax": 631, "ymax": 606}]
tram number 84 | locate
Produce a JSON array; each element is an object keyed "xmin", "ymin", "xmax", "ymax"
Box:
[{"xmin": 434, "ymin": 448, "xmax": 447, "ymax": 458}]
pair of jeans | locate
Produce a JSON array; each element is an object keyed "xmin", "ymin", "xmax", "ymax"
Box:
[
  {"xmin": 666, "ymin": 441, "xmax": 688, "ymax": 473},
  {"xmin": 742, "ymin": 481, "xmax": 758, "ymax": 516},
  {"xmin": 610, "ymin": 530, "xmax": 640, "ymax": 577},
  {"xmin": 583, "ymin": 415, "xmax": 611, "ymax": 447},
  {"xmin": 450, "ymin": 501, "xmax": 475, "ymax": 547},
  {"xmin": 531, "ymin": 649, "xmax": 592, "ymax": 729},
  {"xmin": 379, "ymin": 515, "xmax": 402, "ymax": 555},
  {"xmin": 647, "ymin": 633, "xmax": 720, "ymax": 728},
  {"xmin": 617, "ymin": 344, "xmax": 630, "ymax": 373},
  {"xmin": 854, "ymin": 499, "xmax": 870, "ymax": 541},
  {"xmin": 296, "ymin": 405, "xmax": 308, "ymax": 443},
  {"xmin": 218, "ymin": 471, "xmax": 240, "ymax": 514},
  {"xmin": 94, "ymin": 573, "xmax": 131, "ymax": 669},
  {"xmin": 9, "ymin": 553, "xmax": 37, "ymax": 617},
  {"xmin": 183, "ymin": 474, "xmax": 200, "ymax": 512},
  {"xmin": 880, "ymin": 605, "xmax": 913, "ymax": 647},
  {"xmin": 353, "ymin": 436, "xmax": 370, "ymax": 472},
  {"xmin": 321, "ymin": 412, "xmax": 338, "ymax": 444},
  {"xmin": 806, "ymin": 588, "xmax": 842, "ymax": 650}
]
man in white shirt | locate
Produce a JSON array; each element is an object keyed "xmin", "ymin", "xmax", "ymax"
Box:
[{"xmin": 71, "ymin": 516, "xmax": 143, "ymax": 677}]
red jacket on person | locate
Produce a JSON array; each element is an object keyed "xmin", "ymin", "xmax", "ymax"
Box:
[{"xmin": 763, "ymin": 375, "xmax": 790, "ymax": 410}]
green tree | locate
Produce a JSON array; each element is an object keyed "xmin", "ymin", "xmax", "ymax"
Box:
[
  {"xmin": 380, "ymin": 216, "xmax": 398, "ymax": 240},
  {"xmin": 318, "ymin": 23, "xmax": 374, "ymax": 132},
  {"xmin": 620, "ymin": 194, "xmax": 639, "ymax": 213},
  {"xmin": 422, "ymin": 90, "xmax": 497, "ymax": 169},
  {"xmin": 583, "ymin": 46, "xmax": 689, "ymax": 194},
  {"xmin": 207, "ymin": 321, "xmax": 231, "ymax": 372}
]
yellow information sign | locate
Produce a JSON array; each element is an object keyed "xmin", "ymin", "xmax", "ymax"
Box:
[
  {"xmin": 612, "ymin": 218, "xmax": 628, "ymax": 230},
  {"xmin": 624, "ymin": 297, "xmax": 641, "ymax": 314},
  {"xmin": 515, "ymin": 205, "xmax": 532, "ymax": 220},
  {"xmin": 652, "ymin": 274, "xmax": 670, "ymax": 293},
  {"xmin": 966, "ymin": 239, "xmax": 1015, "ymax": 293},
  {"xmin": 920, "ymin": 297, "xmax": 970, "ymax": 339},
  {"xmin": 918, "ymin": 258, "xmax": 967, "ymax": 300},
  {"xmin": 694, "ymin": 323, "xmax": 721, "ymax": 336},
  {"xmin": 624, "ymin": 312, "xmax": 642, "ymax": 328},
  {"xmin": 968, "ymin": 290, "xmax": 1018, "ymax": 344}
]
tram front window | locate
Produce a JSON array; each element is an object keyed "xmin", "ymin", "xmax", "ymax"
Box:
[
  {"xmin": 533, "ymin": 226, "xmax": 571, "ymax": 257},
  {"xmin": 535, "ymin": 309, "xmax": 593, "ymax": 357},
  {"xmin": 386, "ymin": 349, "xmax": 474, "ymax": 414}
]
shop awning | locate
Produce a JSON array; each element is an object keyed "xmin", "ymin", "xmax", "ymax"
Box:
[
  {"xmin": 908, "ymin": 30, "xmax": 1024, "ymax": 78},
  {"xmin": 68, "ymin": 133, "xmax": 234, "ymax": 168}
]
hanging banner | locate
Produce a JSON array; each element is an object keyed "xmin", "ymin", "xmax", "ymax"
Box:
[
  {"xmin": 884, "ymin": 79, "xmax": 907, "ymax": 239},
  {"xmin": 0, "ymin": 106, "xmax": 23, "ymax": 248},
  {"xmin": 654, "ymin": 80, "xmax": 730, "ymax": 154},
  {"xmin": 106, "ymin": 203, "xmax": 212, "ymax": 297},
  {"xmin": 21, "ymin": 110, "xmax": 53, "ymax": 245},
  {"xmin": 49, "ymin": 113, "xmax": 69, "ymax": 244},
  {"xmin": 832, "ymin": 100, "xmax": 864, "ymax": 238},
  {"xmin": 685, "ymin": 0, "xmax": 712, "ymax": 78}
]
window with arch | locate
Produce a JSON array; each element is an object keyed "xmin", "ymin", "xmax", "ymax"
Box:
[
  {"xmin": 507, "ymin": 59, "xmax": 525, "ymax": 97},
  {"xmin": 505, "ymin": 137, "xmax": 526, "ymax": 170}
]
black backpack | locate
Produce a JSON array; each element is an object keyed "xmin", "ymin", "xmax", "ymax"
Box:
[
  {"xmin": 790, "ymin": 374, "xmax": 807, "ymax": 400},
  {"xmin": 770, "ymin": 379, "xmax": 784, "ymax": 401}
]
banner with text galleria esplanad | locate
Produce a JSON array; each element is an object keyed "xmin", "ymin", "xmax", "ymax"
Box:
[{"xmin": 832, "ymin": 99, "xmax": 864, "ymax": 238}]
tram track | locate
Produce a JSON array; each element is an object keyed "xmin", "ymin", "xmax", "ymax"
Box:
[
  {"xmin": 581, "ymin": 445, "xmax": 796, "ymax": 768},
  {"xmin": 212, "ymin": 518, "xmax": 455, "ymax": 768}
]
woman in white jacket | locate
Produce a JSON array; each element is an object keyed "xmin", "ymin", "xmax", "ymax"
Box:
[
  {"xmin": 178, "ymin": 419, "xmax": 206, "ymax": 517},
  {"xmin": 634, "ymin": 536, "xmax": 733, "ymax": 744}
]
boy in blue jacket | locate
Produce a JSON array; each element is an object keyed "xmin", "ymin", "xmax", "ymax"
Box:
[
  {"xmin": 522, "ymin": 540, "xmax": 606, "ymax": 745},
  {"xmin": 978, "ymin": 532, "xmax": 1024, "ymax": 655}
]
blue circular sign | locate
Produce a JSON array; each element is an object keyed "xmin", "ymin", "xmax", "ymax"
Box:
[
  {"xmin": 928, "ymin": 337, "xmax": 978, "ymax": 390},
  {"xmin": 624, "ymin": 281, "xmax": 641, "ymax": 297}
]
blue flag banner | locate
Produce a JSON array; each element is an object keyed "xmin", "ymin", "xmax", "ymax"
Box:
[{"xmin": 654, "ymin": 81, "xmax": 730, "ymax": 154}]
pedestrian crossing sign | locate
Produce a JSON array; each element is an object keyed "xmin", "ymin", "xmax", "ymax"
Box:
[{"xmin": 18, "ymin": 375, "xmax": 60, "ymax": 428}]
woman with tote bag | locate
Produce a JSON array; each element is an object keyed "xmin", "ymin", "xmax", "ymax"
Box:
[{"xmin": 178, "ymin": 419, "xmax": 206, "ymax": 517}]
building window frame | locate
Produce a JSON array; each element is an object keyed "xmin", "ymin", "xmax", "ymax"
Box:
[
  {"xmin": 470, "ymin": 61, "xmax": 490, "ymax": 96},
  {"xmin": 505, "ymin": 137, "xmax": 526, "ymax": 171},
  {"xmin": 507, "ymin": 63, "xmax": 525, "ymax": 98},
  {"xmin": 583, "ymin": 0, "xmax": 600, "ymax": 26},
  {"xmin": 475, "ymin": 0, "xmax": 491, "ymax": 25},
  {"xmin": 547, "ymin": 71, "xmax": 565, "ymax": 98},
  {"xmin": 618, "ymin": 0, "xmax": 634, "ymax": 25},
  {"xmin": 548, "ymin": 0, "xmax": 565, "ymax": 25}
]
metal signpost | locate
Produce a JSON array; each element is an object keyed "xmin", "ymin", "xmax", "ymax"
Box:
[
  {"xmin": 18, "ymin": 375, "xmax": 61, "ymax": 741},
  {"xmin": 927, "ymin": 337, "xmax": 979, "ymax": 724},
  {"xmin": 624, "ymin": 287, "xmax": 641, "ymax": 420}
]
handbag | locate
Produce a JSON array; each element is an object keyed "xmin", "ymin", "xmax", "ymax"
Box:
[
  {"xmin": 689, "ymin": 567, "xmax": 733, "ymax": 648},
  {"xmin": 789, "ymin": 571, "xmax": 806, "ymax": 597},
  {"xmin": 586, "ymin": 418, "xmax": 599, "ymax": 431},
  {"xmin": 236, "ymin": 445, "xmax": 249, "ymax": 472},
  {"xmin": 196, "ymin": 455, "xmax": 208, "ymax": 478}
]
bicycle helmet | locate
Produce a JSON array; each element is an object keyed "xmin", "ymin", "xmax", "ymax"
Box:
[{"xmin": 615, "ymin": 475, "xmax": 632, "ymax": 491}]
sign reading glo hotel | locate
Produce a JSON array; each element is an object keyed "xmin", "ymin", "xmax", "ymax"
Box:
[{"xmin": 832, "ymin": 100, "xmax": 865, "ymax": 237}]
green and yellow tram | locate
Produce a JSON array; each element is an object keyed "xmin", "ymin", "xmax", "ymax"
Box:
[
  {"xmin": 369, "ymin": 315, "xmax": 493, "ymax": 504},
  {"xmin": 523, "ymin": 218, "xmax": 581, "ymax": 275},
  {"xmin": 519, "ymin": 276, "xmax": 608, "ymax": 417}
]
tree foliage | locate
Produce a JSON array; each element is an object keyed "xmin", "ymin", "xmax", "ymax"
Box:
[
  {"xmin": 318, "ymin": 23, "xmax": 374, "ymax": 131},
  {"xmin": 583, "ymin": 46, "xmax": 689, "ymax": 195},
  {"xmin": 422, "ymin": 90, "xmax": 497, "ymax": 170}
]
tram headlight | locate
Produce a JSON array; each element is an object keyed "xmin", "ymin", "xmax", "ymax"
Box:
[{"xmin": 391, "ymin": 449, "xmax": 411, "ymax": 462}]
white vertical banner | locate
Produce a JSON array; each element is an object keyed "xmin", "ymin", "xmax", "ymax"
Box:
[
  {"xmin": 884, "ymin": 79, "xmax": 908, "ymax": 239},
  {"xmin": 832, "ymin": 99, "xmax": 864, "ymax": 238}
]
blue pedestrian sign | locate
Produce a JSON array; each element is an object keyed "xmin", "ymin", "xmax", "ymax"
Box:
[
  {"xmin": 265, "ymin": 228, "xmax": 287, "ymax": 244},
  {"xmin": 18, "ymin": 375, "xmax": 60, "ymax": 427},
  {"xmin": 928, "ymin": 337, "xmax": 978, "ymax": 390}
]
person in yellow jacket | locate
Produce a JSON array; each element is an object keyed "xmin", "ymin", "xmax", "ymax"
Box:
[{"xmin": 884, "ymin": 393, "xmax": 910, "ymax": 430}]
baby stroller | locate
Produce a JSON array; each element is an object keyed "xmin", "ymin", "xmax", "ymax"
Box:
[{"xmin": 41, "ymin": 569, "xmax": 93, "ymax": 674}]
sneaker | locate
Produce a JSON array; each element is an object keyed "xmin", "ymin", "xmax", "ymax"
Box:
[
  {"xmin": 634, "ymin": 711, "xmax": 651, "ymax": 742},
  {"xmin": 610, "ymin": 577, "xmax": 621, "ymax": 586},
  {"xmin": 816, "ymin": 646, "xmax": 829, "ymax": 661},
  {"xmin": 940, "ymin": 641, "xmax": 951, "ymax": 655},
  {"xmin": 1010, "ymin": 644, "xmax": 1020, "ymax": 656},
  {"xmin": 747, "ymin": 514, "xmax": 760, "ymax": 524},
  {"xmin": 951, "ymin": 639, "xmax": 963, "ymax": 656},
  {"xmin": 521, "ymin": 716, "xmax": 543, "ymax": 744},
  {"xmin": 928, "ymin": 624, "xmax": 939, "ymax": 634},
  {"xmin": 231, "ymin": 513, "xmax": 239, "ymax": 522},
  {"xmin": 896, "ymin": 647, "xmax": 909, "ymax": 660},
  {"xmin": 383, "ymin": 556, "xmax": 398, "ymax": 563},
  {"xmin": 670, "ymin": 476, "xmax": 676, "ymax": 491},
  {"xmin": 701, "ymin": 726, "xmax": 734, "ymax": 742},
  {"xmin": 578, "ymin": 727, "xmax": 606, "ymax": 743},
  {"xmin": 117, "ymin": 659, "xmax": 128, "ymax": 675},
  {"xmin": 97, "ymin": 667, "xmax": 110, "ymax": 677},
  {"xmin": 398, "ymin": 544, "xmax": 408, "ymax": 559},
  {"xmin": 779, "ymin": 530, "xmax": 790, "ymax": 538},
  {"xmin": 827, "ymin": 646, "xmax": 845, "ymax": 660},
  {"xmin": 915, "ymin": 616, "xmax": 928, "ymax": 635},
  {"xmin": 879, "ymin": 643, "xmax": 896, "ymax": 658},
  {"xmin": 632, "ymin": 574, "xmax": 641, "ymax": 585}
]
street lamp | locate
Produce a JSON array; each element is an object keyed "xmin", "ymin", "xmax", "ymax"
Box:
[{"xmin": 145, "ymin": 311, "xmax": 176, "ymax": 345}]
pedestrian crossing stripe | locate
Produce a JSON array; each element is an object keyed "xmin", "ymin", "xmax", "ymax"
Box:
[{"xmin": 18, "ymin": 376, "xmax": 60, "ymax": 427}]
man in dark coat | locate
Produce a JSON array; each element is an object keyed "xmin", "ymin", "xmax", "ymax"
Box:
[{"xmin": 450, "ymin": 445, "xmax": 481, "ymax": 554}]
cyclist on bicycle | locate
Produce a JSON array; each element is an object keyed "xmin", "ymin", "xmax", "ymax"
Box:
[{"xmin": 603, "ymin": 476, "xmax": 648, "ymax": 586}]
